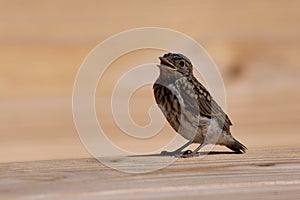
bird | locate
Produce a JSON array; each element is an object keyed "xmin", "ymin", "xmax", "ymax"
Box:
[{"xmin": 153, "ymin": 53, "xmax": 246, "ymax": 157}]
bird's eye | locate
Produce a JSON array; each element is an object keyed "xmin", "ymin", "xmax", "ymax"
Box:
[{"xmin": 179, "ymin": 60, "xmax": 185, "ymax": 67}]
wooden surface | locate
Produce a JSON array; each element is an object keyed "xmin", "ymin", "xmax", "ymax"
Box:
[
  {"xmin": 1, "ymin": 147, "xmax": 300, "ymax": 200},
  {"xmin": 1, "ymin": 1, "xmax": 300, "ymax": 199}
]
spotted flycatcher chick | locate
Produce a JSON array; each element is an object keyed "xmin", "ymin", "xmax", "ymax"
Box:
[{"xmin": 153, "ymin": 53, "xmax": 246, "ymax": 157}]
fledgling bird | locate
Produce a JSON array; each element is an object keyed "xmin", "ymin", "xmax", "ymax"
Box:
[{"xmin": 153, "ymin": 53, "xmax": 246, "ymax": 157}]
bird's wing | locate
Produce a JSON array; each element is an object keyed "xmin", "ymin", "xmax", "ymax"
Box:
[{"xmin": 175, "ymin": 77, "xmax": 232, "ymax": 131}]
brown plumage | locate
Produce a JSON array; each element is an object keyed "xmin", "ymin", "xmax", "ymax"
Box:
[{"xmin": 153, "ymin": 53, "xmax": 246, "ymax": 157}]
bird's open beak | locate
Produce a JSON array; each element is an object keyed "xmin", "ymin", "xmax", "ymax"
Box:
[{"xmin": 158, "ymin": 57, "xmax": 178, "ymax": 71}]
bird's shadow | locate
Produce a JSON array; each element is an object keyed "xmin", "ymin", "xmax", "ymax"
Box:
[{"xmin": 128, "ymin": 151, "xmax": 241, "ymax": 158}]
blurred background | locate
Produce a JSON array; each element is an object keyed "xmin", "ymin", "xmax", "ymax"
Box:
[{"xmin": 1, "ymin": 0, "xmax": 300, "ymax": 163}]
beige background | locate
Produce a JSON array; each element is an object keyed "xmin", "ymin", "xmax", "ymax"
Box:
[{"xmin": 1, "ymin": 0, "xmax": 300, "ymax": 163}]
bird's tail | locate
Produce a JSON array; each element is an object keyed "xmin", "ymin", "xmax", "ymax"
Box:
[{"xmin": 226, "ymin": 138, "xmax": 247, "ymax": 154}]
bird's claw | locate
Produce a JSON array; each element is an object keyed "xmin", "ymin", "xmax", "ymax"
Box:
[
  {"xmin": 160, "ymin": 150, "xmax": 190, "ymax": 157},
  {"xmin": 160, "ymin": 149, "xmax": 198, "ymax": 158},
  {"xmin": 175, "ymin": 150, "xmax": 198, "ymax": 158}
]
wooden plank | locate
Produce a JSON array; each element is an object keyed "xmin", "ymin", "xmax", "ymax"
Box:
[{"xmin": 1, "ymin": 147, "xmax": 300, "ymax": 200}]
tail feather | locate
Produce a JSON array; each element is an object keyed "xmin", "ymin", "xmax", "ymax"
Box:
[{"xmin": 227, "ymin": 138, "xmax": 247, "ymax": 154}]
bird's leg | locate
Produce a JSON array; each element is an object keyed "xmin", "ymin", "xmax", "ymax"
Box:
[
  {"xmin": 178, "ymin": 143, "xmax": 205, "ymax": 158},
  {"xmin": 160, "ymin": 141, "xmax": 192, "ymax": 156}
]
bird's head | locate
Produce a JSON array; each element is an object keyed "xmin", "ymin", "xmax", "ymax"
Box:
[{"xmin": 158, "ymin": 53, "xmax": 193, "ymax": 78}]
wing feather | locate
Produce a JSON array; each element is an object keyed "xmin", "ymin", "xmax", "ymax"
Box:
[{"xmin": 175, "ymin": 77, "xmax": 232, "ymax": 131}]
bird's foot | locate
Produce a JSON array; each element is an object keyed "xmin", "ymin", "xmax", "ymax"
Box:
[
  {"xmin": 160, "ymin": 150, "xmax": 192, "ymax": 157},
  {"xmin": 175, "ymin": 150, "xmax": 198, "ymax": 158}
]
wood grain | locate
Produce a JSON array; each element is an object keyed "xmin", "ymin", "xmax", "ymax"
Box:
[{"xmin": 1, "ymin": 147, "xmax": 300, "ymax": 200}]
